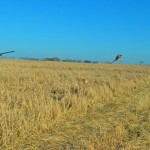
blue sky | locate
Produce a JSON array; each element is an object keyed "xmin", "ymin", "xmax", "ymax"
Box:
[{"xmin": 0, "ymin": 0, "xmax": 150, "ymax": 64}]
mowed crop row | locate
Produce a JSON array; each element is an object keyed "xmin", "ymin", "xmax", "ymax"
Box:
[{"xmin": 0, "ymin": 59, "xmax": 150, "ymax": 149}]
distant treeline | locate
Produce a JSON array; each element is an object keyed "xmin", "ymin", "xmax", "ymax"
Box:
[
  {"xmin": 2, "ymin": 56, "xmax": 147, "ymax": 65},
  {"xmin": 20, "ymin": 57, "xmax": 99, "ymax": 64}
]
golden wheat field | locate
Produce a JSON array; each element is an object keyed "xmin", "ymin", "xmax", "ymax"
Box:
[{"xmin": 0, "ymin": 59, "xmax": 150, "ymax": 150}]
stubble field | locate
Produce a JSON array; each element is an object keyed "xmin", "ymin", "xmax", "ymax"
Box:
[{"xmin": 0, "ymin": 59, "xmax": 150, "ymax": 150}]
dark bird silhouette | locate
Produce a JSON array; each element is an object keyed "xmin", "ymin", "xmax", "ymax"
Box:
[
  {"xmin": 112, "ymin": 54, "xmax": 122, "ymax": 64},
  {"xmin": 0, "ymin": 51, "xmax": 15, "ymax": 56}
]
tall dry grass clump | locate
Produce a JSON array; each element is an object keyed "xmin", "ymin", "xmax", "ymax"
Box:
[{"xmin": 0, "ymin": 59, "xmax": 150, "ymax": 149}]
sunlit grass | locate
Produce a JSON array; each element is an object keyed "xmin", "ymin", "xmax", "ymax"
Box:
[{"xmin": 0, "ymin": 59, "xmax": 150, "ymax": 149}]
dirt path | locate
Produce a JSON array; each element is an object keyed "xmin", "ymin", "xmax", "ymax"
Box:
[{"xmin": 23, "ymin": 84, "xmax": 150, "ymax": 150}]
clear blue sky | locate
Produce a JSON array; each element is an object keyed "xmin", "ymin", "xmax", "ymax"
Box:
[{"xmin": 0, "ymin": 0, "xmax": 150, "ymax": 64}]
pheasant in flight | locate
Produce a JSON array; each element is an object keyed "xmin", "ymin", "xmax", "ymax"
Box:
[
  {"xmin": 0, "ymin": 51, "xmax": 15, "ymax": 56},
  {"xmin": 112, "ymin": 54, "xmax": 122, "ymax": 64}
]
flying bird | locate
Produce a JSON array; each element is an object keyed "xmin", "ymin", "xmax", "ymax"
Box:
[
  {"xmin": 111, "ymin": 54, "xmax": 122, "ymax": 64},
  {"xmin": 0, "ymin": 51, "xmax": 15, "ymax": 56}
]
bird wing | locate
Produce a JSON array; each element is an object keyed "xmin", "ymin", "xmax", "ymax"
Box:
[{"xmin": 0, "ymin": 51, "xmax": 15, "ymax": 55}]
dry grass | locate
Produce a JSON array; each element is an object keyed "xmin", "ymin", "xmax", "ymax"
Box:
[{"xmin": 0, "ymin": 59, "xmax": 150, "ymax": 149}]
